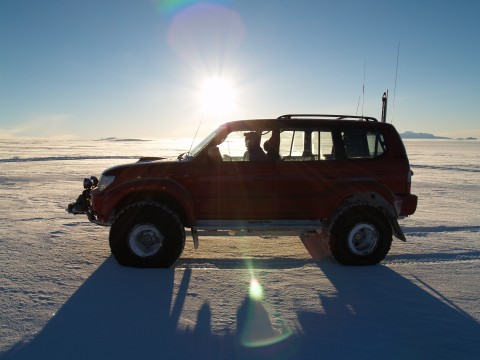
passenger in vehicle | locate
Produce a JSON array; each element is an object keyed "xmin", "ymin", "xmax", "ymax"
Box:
[
  {"xmin": 243, "ymin": 132, "xmax": 267, "ymax": 161},
  {"xmin": 263, "ymin": 139, "xmax": 281, "ymax": 161}
]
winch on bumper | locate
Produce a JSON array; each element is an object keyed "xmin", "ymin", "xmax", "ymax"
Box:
[{"xmin": 67, "ymin": 176, "xmax": 101, "ymax": 224}]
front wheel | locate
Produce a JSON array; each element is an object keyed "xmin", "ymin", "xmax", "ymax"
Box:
[
  {"xmin": 109, "ymin": 203, "xmax": 185, "ymax": 268},
  {"xmin": 330, "ymin": 206, "xmax": 392, "ymax": 265}
]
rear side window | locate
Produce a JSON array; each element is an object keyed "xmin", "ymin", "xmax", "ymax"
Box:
[
  {"xmin": 280, "ymin": 130, "xmax": 334, "ymax": 161},
  {"xmin": 341, "ymin": 129, "xmax": 387, "ymax": 159}
]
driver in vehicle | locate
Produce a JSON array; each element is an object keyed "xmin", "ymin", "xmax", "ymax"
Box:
[
  {"xmin": 243, "ymin": 132, "xmax": 268, "ymax": 161},
  {"xmin": 207, "ymin": 146, "xmax": 222, "ymax": 162}
]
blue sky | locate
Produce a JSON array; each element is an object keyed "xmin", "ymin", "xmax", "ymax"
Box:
[{"xmin": 1, "ymin": 0, "xmax": 479, "ymax": 139}]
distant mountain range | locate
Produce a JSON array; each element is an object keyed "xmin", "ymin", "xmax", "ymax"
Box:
[
  {"xmin": 400, "ymin": 131, "xmax": 477, "ymax": 140},
  {"xmin": 96, "ymin": 137, "xmax": 151, "ymax": 142}
]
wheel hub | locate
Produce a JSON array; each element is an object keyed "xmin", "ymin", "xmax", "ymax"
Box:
[
  {"xmin": 128, "ymin": 224, "xmax": 163, "ymax": 257},
  {"xmin": 347, "ymin": 223, "xmax": 378, "ymax": 256}
]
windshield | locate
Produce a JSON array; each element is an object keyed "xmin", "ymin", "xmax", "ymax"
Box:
[{"xmin": 188, "ymin": 129, "xmax": 219, "ymax": 158}]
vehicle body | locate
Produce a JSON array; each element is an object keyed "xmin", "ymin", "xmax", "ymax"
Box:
[{"xmin": 68, "ymin": 114, "xmax": 417, "ymax": 267}]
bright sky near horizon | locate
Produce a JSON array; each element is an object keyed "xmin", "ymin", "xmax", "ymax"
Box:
[{"xmin": 1, "ymin": 0, "xmax": 479, "ymax": 139}]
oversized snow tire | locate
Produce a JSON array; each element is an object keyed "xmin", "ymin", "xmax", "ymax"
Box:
[
  {"xmin": 330, "ymin": 206, "xmax": 392, "ymax": 265},
  {"xmin": 109, "ymin": 203, "xmax": 185, "ymax": 268}
]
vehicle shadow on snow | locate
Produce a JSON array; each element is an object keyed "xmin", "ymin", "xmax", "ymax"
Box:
[
  {"xmin": 1, "ymin": 257, "xmax": 287, "ymax": 360},
  {"xmin": 2, "ymin": 257, "xmax": 227, "ymax": 360},
  {"xmin": 3, "ymin": 258, "xmax": 480, "ymax": 360},
  {"xmin": 297, "ymin": 262, "xmax": 480, "ymax": 360}
]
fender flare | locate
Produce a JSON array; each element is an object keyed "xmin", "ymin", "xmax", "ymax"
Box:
[
  {"xmin": 326, "ymin": 191, "xmax": 406, "ymax": 242},
  {"xmin": 108, "ymin": 178, "xmax": 196, "ymax": 225}
]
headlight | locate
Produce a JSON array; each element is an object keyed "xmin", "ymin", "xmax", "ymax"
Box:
[{"xmin": 97, "ymin": 175, "xmax": 115, "ymax": 191}]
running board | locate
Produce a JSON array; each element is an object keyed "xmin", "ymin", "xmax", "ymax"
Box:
[
  {"xmin": 189, "ymin": 220, "xmax": 324, "ymax": 249},
  {"xmin": 193, "ymin": 219, "xmax": 323, "ymax": 231}
]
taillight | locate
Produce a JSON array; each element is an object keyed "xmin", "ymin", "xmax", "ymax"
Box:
[{"xmin": 406, "ymin": 169, "xmax": 413, "ymax": 193}]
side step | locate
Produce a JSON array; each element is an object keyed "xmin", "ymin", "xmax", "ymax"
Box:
[
  {"xmin": 189, "ymin": 219, "xmax": 324, "ymax": 250},
  {"xmin": 193, "ymin": 219, "xmax": 323, "ymax": 232}
]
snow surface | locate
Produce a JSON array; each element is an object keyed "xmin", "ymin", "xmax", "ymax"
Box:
[{"xmin": 0, "ymin": 138, "xmax": 479, "ymax": 359}]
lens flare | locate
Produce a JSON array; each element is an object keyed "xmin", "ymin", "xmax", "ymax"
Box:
[
  {"xmin": 239, "ymin": 265, "xmax": 293, "ymax": 350},
  {"xmin": 167, "ymin": 3, "xmax": 245, "ymax": 71},
  {"xmin": 154, "ymin": 0, "xmax": 234, "ymax": 17},
  {"xmin": 249, "ymin": 278, "xmax": 264, "ymax": 300},
  {"xmin": 155, "ymin": 0, "xmax": 197, "ymax": 16}
]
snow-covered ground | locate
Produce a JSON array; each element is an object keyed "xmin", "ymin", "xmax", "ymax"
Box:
[{"xmin": 1, "ymin": 138, "xmax": 479, "ymax": 359}]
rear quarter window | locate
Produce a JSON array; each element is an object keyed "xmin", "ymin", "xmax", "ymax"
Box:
[{"xmin": 341, "ymin": 129, "xmax": 387, "ymax": 159}]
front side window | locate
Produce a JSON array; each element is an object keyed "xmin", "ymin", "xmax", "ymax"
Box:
[
  {"xmin": 217, "ymin": 131, "xmax": 250, "ymax": 161},
  {"xmin": 341, "ymin": 129, "xmax": 386, "ymax": 159}
]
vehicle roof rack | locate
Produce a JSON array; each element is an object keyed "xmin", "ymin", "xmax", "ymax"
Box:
[{"xmin": 277, "ymin": 114, "xmax": 378, "ymax": 122}]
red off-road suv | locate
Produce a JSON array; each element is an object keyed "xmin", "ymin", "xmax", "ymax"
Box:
[{"xmin": 68, "ymin": 114, "xmax": 417, "ymax": 267}]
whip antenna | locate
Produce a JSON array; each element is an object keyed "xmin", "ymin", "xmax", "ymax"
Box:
[
  {"xmin": 362, "ymin": 62, "xmax": 366, "ymax": 117},
  {"xmin": 392, "ymin": 42, "xmax": 400, "ymax": 123},
  {"xmin": 188, "ymin": 114, "xmax": 205, "ymax": 154}
]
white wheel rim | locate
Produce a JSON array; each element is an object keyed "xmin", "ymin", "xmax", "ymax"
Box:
[
  {"xmin": 128, "ymin": 224, "xmax": 163, "ymax": 257},
  {"xmin": 347, "ymin": 223, "xmax": 378, "ymax": 256}
]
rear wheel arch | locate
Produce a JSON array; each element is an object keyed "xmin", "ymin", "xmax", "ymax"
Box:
[{"xmin": 327, "ymin": 191, "xmax": 396, "ymax": 232}]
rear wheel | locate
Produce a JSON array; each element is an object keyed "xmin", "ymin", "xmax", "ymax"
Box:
[
  {"xmin": 330, "ymin": 206, "xmax": 392, "ymax": 265},
  {"xmin": 109, "ymin": 203, "xmax": 185, "ymax": 268}
]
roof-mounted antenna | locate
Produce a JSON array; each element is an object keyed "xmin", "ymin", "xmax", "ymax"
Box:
[
  {"xmin": 362, "ymin": 62, "xmax": 366, "ymax": 117},
  {"xmin": 188, "ymin": 114, "xmax": 205, "ymax": 155},
  {"xmin": 381, "ymin": 90, "xmax": 388, "ymax": 123},
  {"xmin": 392, "ymin": 42, "xmax": 400, "ymax": 123}
]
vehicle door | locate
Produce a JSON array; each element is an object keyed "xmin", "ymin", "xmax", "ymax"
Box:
[
  {"xmin": 272, "ymin": 129, "xmax": 345, "ymax": 219},
  {"xmin": 191, "ymin": 130, "xmax": 279, "ymax": 220}
]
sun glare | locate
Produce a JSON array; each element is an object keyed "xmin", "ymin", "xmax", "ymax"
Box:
[
  {"xmin": 200, "ymin": 78, "xmax": 236, "ymax": 117},
  {"xmin": 249, "ymin": 278, "xmax": 264, "ymax": 300}
]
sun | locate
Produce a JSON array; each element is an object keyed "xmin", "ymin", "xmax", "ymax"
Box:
[{"xmin": 200, "ymin": 78, "xmax": 236, "ymax": 117}]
